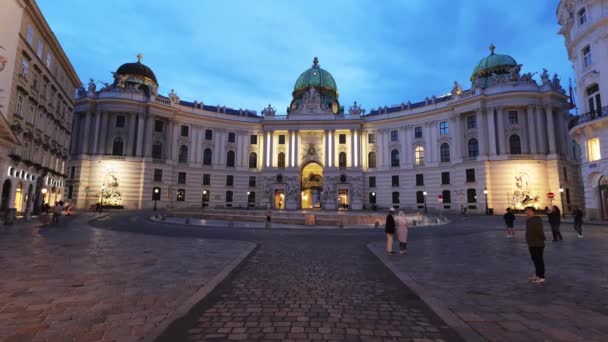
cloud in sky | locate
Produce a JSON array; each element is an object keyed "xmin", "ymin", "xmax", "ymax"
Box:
[{"xmin": 38, "ymin": 0, "xmax": 569, "ymax": 114}]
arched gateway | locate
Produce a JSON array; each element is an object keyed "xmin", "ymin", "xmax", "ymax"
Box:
[{"xmin": 301, "ymin": 162, "xmax": 323, "ymax": 208}]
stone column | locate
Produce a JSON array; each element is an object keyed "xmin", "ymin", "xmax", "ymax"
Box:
[
  {"xmin": 486, "ymin": 110, "xmax": 497, "ymax": 157},
  {"xmin": 263, "ymin": 131, "xmax": 269, "ymax": 168},
  {"xmin": 294, "ymin": 130, "xmax": 299, "ymax": 167},
  {"xmin": 269, "ymin": 132, "xmax": 274, "ymax": 167},
  {"xmin": 404, "ymin": 126, "xmax": 413, "ymax": 167},
  {"xmin": 546, "ymin": 106, "xmax": 557, "ymax": 154},
  {"xmin": 496, "ymin": 107, "xmax": 505, "ymax": 155},
  {"xmin": 350, "ymin": 129, "xmax": 355, "ymax": 168},
  {"xmin": 526, "ymin": 105, "xmax": 537, "ymax": 154},
  {"xmin": 126, "ymin": 114, "xmax": 136, "ymax": 156},
  {"xmin": 190, "ymin": 126, "xmax": 198, "ymax": 163},
  {"xmin": 81, "ymin": 112, "xmax": 92, "ymax": 154},
  {"xmin": 135, "ymin": 114, "xmax": 145, "ymax": 157},
  {"xmin": 476, "ymin": 109, "xmax": 486, "ymax": 157},
  {"xmin": 98, "ymin": 112, "xmax": 109, "ymax": 155},
  {"xmin": 165, "ymin": 120, "xmax": 174, "ymax": 160},
  {"xmin": 92, "ymin": 110, "xmax": 102, "ymax": 154},
  {"xmin": 535, "ymin": 106, "xmax": 547, "ymax": 154},
  {"xmin": 144, "ymin": 114, "xmax": 155, "ymax": 158},
  {"xmin": 424, "ymin": 124, "xmax": 433, "ymax": 164}
]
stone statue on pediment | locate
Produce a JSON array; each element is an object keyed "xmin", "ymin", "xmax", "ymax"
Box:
[
  {"xmin": 509, "ymin": 64, "xmax": 522, "ymax": 81},
  {"xmin": 552, "ymin": 73, "xmax": 561, "ymax": 89},
  {"xmin": 169, "ymin": 89, "xmax": 179, "ymax": 103},
  {"xmin": 262, "ymin": 104, "xmax": 276, "ymax": 116},
  {"xmin": 348, "ymin": 101, "xmax": 364, "ymax": 115},
  {"xmin": 451, "ymin": 81, "xmax": 462, "ymax": 96},
  {"xmin": 540, "ymin": 68, "xmax": 550, "ymax": 85},
  {"xmin": 88, "ymin": 79, "xmax": 96, "ymax": 94}
]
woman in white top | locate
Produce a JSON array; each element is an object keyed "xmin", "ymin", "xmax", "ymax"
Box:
[{"xmin": 396, "ymin": 211, "xmax": 408, "ymax": 254}]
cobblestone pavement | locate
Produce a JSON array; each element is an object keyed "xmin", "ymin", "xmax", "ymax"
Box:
[
  {"xmin": 0, "ymin": 214, "xmax": 254, "ymax": 342},
  {"xmin": 371, "ymin": 215, "xmax": 608, "ymax": 341},
  {"xmin": 93, "ymin": 212, "xmax": 462, "ymax": 341}
]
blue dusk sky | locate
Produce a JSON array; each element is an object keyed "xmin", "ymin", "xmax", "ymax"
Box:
[{"xmin": 38, "ymin": 0, "xmax": 571, "ymax": 115}]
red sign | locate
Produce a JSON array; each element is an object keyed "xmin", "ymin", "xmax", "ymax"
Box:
[{"xmin": 547, "ymin": 192, "xmax": 555, "ymax": 200}]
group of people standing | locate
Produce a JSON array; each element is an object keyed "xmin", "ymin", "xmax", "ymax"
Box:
[{"xmin": 384, "ymin": 208, "xmax": 408, "ymax": 255}]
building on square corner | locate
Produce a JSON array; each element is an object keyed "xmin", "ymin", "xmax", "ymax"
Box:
[{"xmin": 67, "ymin": 48, "xmax": 583, "ymax": 214}]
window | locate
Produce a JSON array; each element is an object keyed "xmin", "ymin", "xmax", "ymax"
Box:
[
  {"xmin": 587, "ymin": 137, "xmax": 601, "ymax": 161},
  {"xmin": 369, "ymin": 176, "xmax": 376, "ymax": 188},
  {"xmin": 414, "ymin": 126, "xmax": 422, "ymax": 138},
  {"xmin": 250, "ymin": 134, "xmax": 258, "ymax": 144},
  {"xmin": 339, "ymin": 134, "xmax": 346, "ymax": 144},
  {"xmin": 416, "ymin": 191, "xmax": 425, "ymax": 204},
  {"xmin": 508, "ymin": 111, "xmax": 518, "ymax": 124},
  {"xmin": 112, "ymin": 137, "xmax": 123, "ymax": 156},
  {"xmin": 442, "ymin": 190, "xmax": 451, "ymax": 203},
  {"xmin": 203, "ymin": 174, "xmax": 211, "ymax": 185},
  {"xmin": 466, "ymin": 168, "xmax": 476, "ymax": 182},
  {"xmin": 392, "ymin": 191, "xmax": 400, "ymax": 205},
  {"xmin": 32, "ymin": 70, "xmax": 39, "ymax": 91},
  {"xmin": 249, "ymin": 152, "xmax": 257, "ymax": 168},
  {"xmin": 415, "ymin": 145, "xmax": 424, "ymax": 165},
  {"xmin": 226, "ymin": 150, "xmax": 235, "ymax": 167},
  {"xmin": 154, "ymin": 120, "xmax": 164, "ymax": 132},
  {"xmin": 228, "ymin": 132, "xmax": 236, "ymax": 143},
  {"xmin": 467, "ymin": 116, "xmax": 476, "ymax": 129},
  {"xmin": 116, "ymin": 115, "xmax": 125, "ymax": 128},
  {"xmin": 178, "ymin": 172, "xmax": 187, "ymax": 184},
  {"xmin": 26, "ymin": 25, "xmax": 33, "ymax": 44},
  {"xmin": 468, "ymin": 138, "xmax": 479, "ymax": 158},
  {"xmin": 70, "ymin": 166, "xmax": 76, "ymax": 179},
  {"xmin": 467, "ymin": 188, "xmax": 477, "ymax": 203},
  {"xmin": 392, "ymin": 175, "xmax": 399, "ymax": 187},
  {"xmin": 278, "ymin": 135, "xmax": 286, "ymax": 144},
  {"xmin": 225, "ymin": 191, "xmax": 233, "ymax": 204},
  {"xmin": 154, "ymin": 169, "xmax": 163, "ymax": 182},
  {"xmin": 205, "ymin": 129, "xmax": 213, "ymax": 140},
  {"xmin": 16, "ymin": 94, "xmax": 24, "ymax": 116},
  {"xmin": 67, "ymin": 185, "xmax": 73, "ymax": 199},
  {"xmin": 563, "ymin": 167, "xmax": 568, "ymax": 182},
  {"xmin": 22, "ymin": 58, "xmax": 29, "ymax": 77},
  {"xmin": 368, "ymin": 133, "xmax": 376, "ymax": 144},
  {"xmin": 249, "ymin": 176, "xmax": 256, "ymax": 187},
  {"xmin": 178, "ymin": 145, "xmax": 188, "ymax": 163},
  {"xmin": 439, "ymin": 121, "xmax": 448, "ymax": 135},
  {"xmin": 566, "ymin": 188, "xmax": 571, "ymax": 204},
  {"xmin": 416, "ymin": 174, "xmax": 424, "ymax": 186},
  {"xmin": 368, "ymin": 151, "xmax": 377, "ymax": 168},
  {"xmin": 441, "ymin": 172, "xmax": 450, "ymax": 185},
  {"xmin": 391, "ymin": 149, "xmax": 400, "ymax": 167},
  {"xmin": 226, "ymin": 175, "xmax": 234, "ymax": 187},
  {"xmin": 181, "ymin": 125, "xmax": 189, "ymax": 137},
  {"xmin": 440, "ymin": 143, "xmax": 450, "ymax": 162},
  {"xmin": 390, "ymin": 130, "xmax": 398, "ymax": 141},
  {"xmin": 339, "ymin": 152, "xmax": 347, "ymax": 167},
  {"xmin": 152, "ymin": 141, "xmax": 163, "ymax": 159},
  {"xmin": 509, "ymin": 134, "xmax": 521, "ymax": 154},
  {"xmin": 37, "ymin": 40, "xmax": 43, "ymax": 58},
  {"xmin": 583, "ymin": 45, "xmax": 592, "ymax": 67},
  {"xmin": 203, "ymin": 148, "xmax": 212, "ymax": 165},
  {"xmin": 277, "ymin": 152, "xmax": 286, "ymax": 168},
  {"xmin": 248, "ymin": 191, "xmax": 256, "ymax": 206},
  {"xmin": 578, "ymin": 7, "xmax": 587, "ymax": 25},
  {"xmin": 587, "ymin": 84, "xmax": 602, "ymax": 116},
  {"xmin": 177, "ymin": 189, "xmax": 185, "ymax": 201},
  {"xmin": 45, "ymin": 53, "xmax": 51, "ymax": 68}
]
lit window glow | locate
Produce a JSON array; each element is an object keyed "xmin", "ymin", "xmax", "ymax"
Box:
[{"xmin": 587, "ymin": 137, "xmax": 601, "ymax": 162}]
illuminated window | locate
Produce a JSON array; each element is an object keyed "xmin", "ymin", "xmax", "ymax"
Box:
[
  {"xmin": 587, "ymin": 137, "xmax": 601, "ymax": 161},
  {"xmin": 176, "ymin": 189, "xmax": 185, "ymax": 201},
  {"xmin": 415, "ymin": 145, "xmax": 424, "ymax": 165},
  {"xmin": 368, "ymin": 151, "xmax": 376, "ymax": 168}
]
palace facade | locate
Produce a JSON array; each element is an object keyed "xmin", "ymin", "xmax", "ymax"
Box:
[{"xmin": 68, "ymin": 48, "xmax": 583, "ymax": 214}]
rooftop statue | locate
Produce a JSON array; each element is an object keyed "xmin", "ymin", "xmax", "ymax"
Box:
[
  {"xmin": 451, "ymin": 81, "xmax": 462, "ymax": 96},
  {"xmin": 509, "ymin": 64, "xmax": 522, "ymax": 81},
  {"xmin": 262, "ymin": 104, "xmax": 276, "ymax": 116},
  {"xmin": 348, "ymin": 101, "xmax": 365, "ymax": 115},
  {"xmin": 88, "ymin": 79, "xmax": 96, "ymax": 94},
  {"xmin": 169, "ymin": 89, "xmax": 179, "ymax": 103},
  {"xmin": 540, "ymin": 68, "xmax": 550, "ymax": 85}
]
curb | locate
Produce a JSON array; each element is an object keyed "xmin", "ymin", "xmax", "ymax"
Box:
[
  {"xmin": 143, "ymin": 241, "xmax": 257, "ymax": 342},
  {"xmin": 367, "ymin": 242, "xmax": 485, "ymax": 342}
]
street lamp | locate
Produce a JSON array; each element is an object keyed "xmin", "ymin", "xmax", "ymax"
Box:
[
  {"xmin": 483, "ymin": 188, "xmax": 488, "ymax": 215},
  {"xmin": 40, "ymin": 188, "xmax": 48, "ymax": 213},
  {"xmin": 559, "ymin": 187, "xmax": 565, "ymax": 217},
  {"xmin": 423, "ymin": 191, "xmax": 427, "ymax": 213},
  {"xmin": 99, "ymin": 185, "xmax": 105, "ymax": 213},
  {"xmin": 153, "ymin": 187, "xmax": 160, "ymax": 211},
  {"xmin": 247, "ymin": 191, "xmax": 251, "ymax": 209}
]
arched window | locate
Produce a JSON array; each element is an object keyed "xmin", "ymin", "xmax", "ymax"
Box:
[
  {"xmin": 152, "ymin": 141, "xmax": 163, "ymax": 159},
  {"xmin": 203, "ymin": 148, "xmax": 212, "ymax": 165},
  {"xmin": 339, "ymin": 152, "xmax": 347, "ymax": 168},
  {"xmin": 249, "ymin": 152, "xmax": 257, "ymax": 169},
  {"xmin": 277, "ymin": 152, "xmax": 286, "ymax": 168},
  {"xmin": 112, "ymin": 137, "xmax": 123, "ymax": 156},
  {"xmin": 442, "ymin": 190, "xmax": 451, "ymax": 203},
  {"xmin": 391, "ymin": 149, "xmax": 400, "ymax": 167},
  {"xmin": 226, "ymin": 150, "xmax": 235, "ymax": 167},
  {"xmin": 368, "ymin": 151, "xmax": 377, "ymax": 168},
  {"xmin": 468, "ymin": 138, "xmax": 479, "ymax": 158},
  {"xmin": 415, "ymin": 145, "xmax": 424, "ymax": 166},
  {"xmin": 178, "ymin": 145, "xmax": 188, "ymax": 163},
  {"xmin": 509, "ymin": 134, "xmax": 521, "ymax": 154},
  {"xmin": 440, "ymin": 143, "xmax": 450, "ymax": 162}
]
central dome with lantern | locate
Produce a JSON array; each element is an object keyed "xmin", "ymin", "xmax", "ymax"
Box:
[{"xmin": 289, "ymin": 57, "xmax": 342, "ymax": 114}]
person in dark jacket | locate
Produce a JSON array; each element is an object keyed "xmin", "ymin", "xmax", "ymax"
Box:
[
  {"xmin": 547, "ymin": 206, "xmax": 562, "ymax": 241},
  {"xmin": 525, "ymin": 207, "xmax": 546, "ymax": 284},
  {"xmin": 385, "ymin": 208, "xmax": 396, "ymax": 255},
  {"xmin": 503, "ymin": 208, "xmax": 516, "ymax": 237},
  {"xmin": 573, "ymin": 207, "xmax": 583, "ymax": 237}
]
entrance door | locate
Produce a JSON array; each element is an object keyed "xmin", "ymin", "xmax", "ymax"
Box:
[
  {"xmin": 301, "ymin": 162, "xmax": 323, "ymax": 209},
  {"xmin": 14, "ymin": 182, "xmax": 24, "ymax": 213},
  {"xmin": 338, "ymin": 189, "xmax": 349, "ymax": 209},
  {"xmin": 274, "ymin": 190, "xmax": 285, "ymax": 209},
  {"xmin": 601, "ymin": 187, "xmax": 608, "ymax": 220},
  {"xmin": 1, "ymin": 180, "xmax": 11, "ymax": 210}
]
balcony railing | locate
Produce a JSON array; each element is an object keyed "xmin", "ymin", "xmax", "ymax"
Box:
[{"xmin": 569, "ymin": 106, "xmax": 608, "ymax": 129}]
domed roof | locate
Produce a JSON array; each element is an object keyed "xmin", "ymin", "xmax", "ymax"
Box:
[
  {"xmin": 116, "ymin": 53, "xmax": 158, "ymax": 85},
  {"xmin": 293, "ymin": 57, "xmax": 337, "ymax": 93},
  {"xmin": 470, "ymin": 44, "xmax": 517, "ymax": 81}
]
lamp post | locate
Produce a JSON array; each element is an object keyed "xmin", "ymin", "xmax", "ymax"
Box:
[
  {"xmin": 423, "ymin": 191, "xmax": 427, "ymax": 213},
  {"xmin": 202, "ymin": 190, "xmax": 207, "ymax": 209},
  {"xmin": 483, "ymin": 188, "xmax": 488, "ymax": 215},
  {"xmin": 371, "ymin": 192, "xmax": 376, "ymax": 211},
  {"xmin": 247, "ymin": 191, "xmax": 250, "ymax": 209},
  {"xmin": 40, "ymin": 188, "xmax": 48, "ymax": 212},
  {"xmin": 153, "ymin": 187, "xmax": 160, "ymax": 211},
  {"xmin": 559, "ymin": 187, "xmax": 565, "ymax": 217},
  {"xmin": 99, "ymin": 185, "xmax": 105, "ymax": 213}
]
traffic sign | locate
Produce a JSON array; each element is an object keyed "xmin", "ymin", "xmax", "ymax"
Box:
[{"xmin": 547, "ymin": 192, "xmax": 555, "ymax": 200}]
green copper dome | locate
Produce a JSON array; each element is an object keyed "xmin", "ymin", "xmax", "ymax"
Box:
[
  {"xmin": 470, "ymin": 44, "xmax": 518, "ymax": 81},
  {"xmin": 293, "ymin": 57, "xmax": 337, "ymax": 93}
]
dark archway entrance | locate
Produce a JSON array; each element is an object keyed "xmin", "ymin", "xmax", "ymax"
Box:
[
  {"xmin": 300, "ymin": 162, "xmax": 323, "ymax": 209},
  {"xmin": 1, "ymin": 180, "xmax": 11, "ymax": 211}
]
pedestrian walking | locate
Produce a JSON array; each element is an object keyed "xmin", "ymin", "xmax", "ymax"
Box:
[
  {"xmin": 525, "ymin": 206, "xmax": 546, "ymax": 284},
  {"xmin": 503, "ymin": 207, "xmax": 516, "ymax": 237},
  {"xmin": 396, "ymin": 210, "xmax": 408, "ymax": 254},
  {"xmin": 52, "ymin": 202, "xmax": 62, "ymax": 224},
  {"xmin": 547, "ymin": 206, "xmax": 563, "ymax": 241},
  {"xmin": 573, "ymin": 207, "xmax": 584, "ymax": 237},
  {"xmin": 385, "ymin": 208, "xmax": 396, "ymax": 255}
]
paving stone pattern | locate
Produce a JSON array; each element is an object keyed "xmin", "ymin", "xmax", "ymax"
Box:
[
  {"xmin": 0, "ymin": 215, "xmax": 253, "ymax": 342},
  {"xmin": 371, "ymin": 215, "xmax": 608, "ymax": 341}
]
